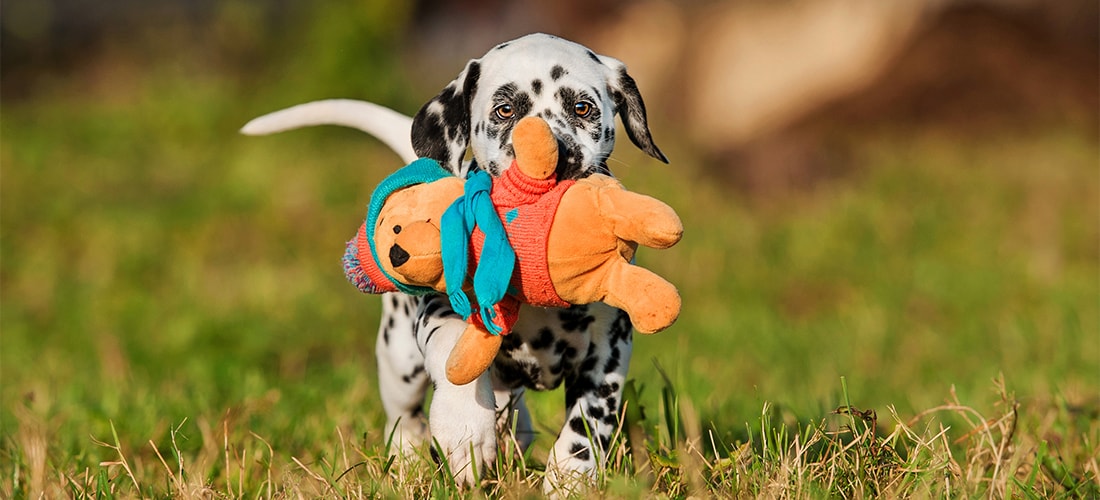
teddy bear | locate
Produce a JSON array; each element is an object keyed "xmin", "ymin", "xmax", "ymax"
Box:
[{"xmin": 344, "ymin": 116, "xmax": 682, "ymax": 385}]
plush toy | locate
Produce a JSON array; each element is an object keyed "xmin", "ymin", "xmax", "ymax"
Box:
[{"xmin": 344, "ymin": 116, "xmax": 682, "ymax": 385}]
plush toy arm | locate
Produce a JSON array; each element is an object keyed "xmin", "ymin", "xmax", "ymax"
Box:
[
  {"xmin": 599, "ymin": 184, "xmax": 683, "ymax": 249},
  {"xmin": 446, "ymin": 325, "xmax": 502, "ymax": 386},
  {"xmin": 444, "ymin": 296, "xmax": 520, "ymax": 385},
  {"xmin": 600, "ymin": 262, "xmax": 681, "ymax": 334}
]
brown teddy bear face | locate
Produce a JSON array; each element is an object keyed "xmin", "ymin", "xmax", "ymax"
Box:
[{"xmin": 373, "ymin": 177, "xmax": 464, "ymax": 291}]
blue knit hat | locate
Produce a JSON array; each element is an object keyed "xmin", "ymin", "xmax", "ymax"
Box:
[{"xmin": 343, "ymin": 158, "xmax": 453, "ymax": 296}]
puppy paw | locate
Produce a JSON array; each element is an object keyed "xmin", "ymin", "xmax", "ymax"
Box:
[{"xmin": 428, "ymin": 372, "xmax": 498, "ymax": 487}]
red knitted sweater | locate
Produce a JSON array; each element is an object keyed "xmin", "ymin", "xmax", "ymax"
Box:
[{"xmin": 468, "ymin": 163, "xmax": 575, "ymax": 333}]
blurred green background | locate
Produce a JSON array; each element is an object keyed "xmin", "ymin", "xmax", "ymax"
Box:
[{"xmin": 1, "ymin": 0, "xmax": 1097, "ymax": 491}]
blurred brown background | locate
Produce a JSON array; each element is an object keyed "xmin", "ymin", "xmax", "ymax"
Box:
[{"xmin": 4, "ymin": 0, "xmax": 1096, "ymax": 192}]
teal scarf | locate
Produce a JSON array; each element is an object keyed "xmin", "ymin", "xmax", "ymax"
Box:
[{"xmin": 440, "ymin": 170, "xmax": 516, "ymax": 334}]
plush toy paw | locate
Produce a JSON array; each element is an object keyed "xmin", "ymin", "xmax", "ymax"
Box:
[{"xmin": 446, "ymin": 325, "xmax": 503, "ymax": 385}]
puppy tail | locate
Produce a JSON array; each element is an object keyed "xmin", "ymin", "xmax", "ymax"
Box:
[{"xmin": 241, "ymin": 99, "xmax": 417, "ymax": 164}]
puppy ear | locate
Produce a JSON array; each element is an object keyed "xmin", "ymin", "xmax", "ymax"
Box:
[
  {"xmin": 599, "ymin": 56, "xmax": 668, "ymax": 164},
  {"xmin": 411, "ymin": 59, "xmax": 482, "ymax": 173}
]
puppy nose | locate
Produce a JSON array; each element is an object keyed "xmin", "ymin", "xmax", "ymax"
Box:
[{"xmin": 389, "ymin": 244, "xmax": 410, "ymax": 268}]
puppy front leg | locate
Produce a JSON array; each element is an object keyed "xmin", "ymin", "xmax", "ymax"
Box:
[{"xmin": 416, "ymin": 295, "xmax": 498, "ymax": 487}]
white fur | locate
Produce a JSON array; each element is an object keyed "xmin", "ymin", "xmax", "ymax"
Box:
[{"xmin": 241, "ymin": 98, "xmax": 417, "ymax": 164}]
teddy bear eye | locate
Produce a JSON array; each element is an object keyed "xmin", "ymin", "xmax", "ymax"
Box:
[{"xmin": 392, "ymin": 225, "xmax": 402, "ymax": 234}]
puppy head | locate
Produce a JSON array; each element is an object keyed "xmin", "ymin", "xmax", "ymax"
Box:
[
  {"xmin": 411, "ymin": 33, "xmax": 667, "ymax": 179},
  {"xmin": 372, "ymin": 179, "xmax": 463, "ymax": 290}
]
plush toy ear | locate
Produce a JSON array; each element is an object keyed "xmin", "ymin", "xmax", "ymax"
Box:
[
  {"xmin": 411, "ymin": 59, "xmax": 482, "ymax": 174},
  {"xmin": 598, "ymin": 55, "xmax": 668, "ymax": 164}
]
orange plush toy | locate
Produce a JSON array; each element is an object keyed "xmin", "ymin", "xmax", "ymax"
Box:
[{"xmin": 344, "ymin": 116, "xmax": 682, "ymax": 385}]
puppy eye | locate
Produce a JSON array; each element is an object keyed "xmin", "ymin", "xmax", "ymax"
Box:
[
  {"xmin": 494, "ymin": 104, "xmax": 515, "ymax": 120},
  {"xmin": 574, "ymin": 101, "xmax": 593, "ymax": 117},
  {"xmin": 392, "ymin": 225, "xmax": 402, "ymax": 234}
]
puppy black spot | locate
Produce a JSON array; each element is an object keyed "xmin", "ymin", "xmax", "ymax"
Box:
[
  {"xmin": 597, "ymin": 382, "xmax": 619, "ymax": 398},
  {"xmin": 531, "ymin": 79, "xmax": 542, "ymax": 95},
  {"xmin": 565, "ymin": 375, "xmax": 595, "ymax": 409},
  {"xmin": 558, "ymin": 306, "xmax": 595, "ymax": 332},
  {"xmin": 551, "ymin": 65, "xmax": 567, "ymax": 81},
  {"xmin": 422, "ymin": 300, "xmax": 444, "ymax": 323},
  {"xmin": 494, "ymin": 42, "xmax": 510, "ymax": 51},
  {"xmin": 410, "ymin": 363, "xmax": 424, "ymax": 378},
  {"xmin": 461, "ymin": 62, "xmax": 481, "ymax": 111},
  {"xmin": 531, "ymin": 327, "xmax": 554, "ymax": 350},
  {"xmin": 569, "ymin": 416, "xmax": 587, "ymax": 435},
  {"xmin": 586, "ymin": 50, "xmax": 602, "ymax": 64},
  {"xmin": 604, "ymin": 348, "xmax": 620, "ymax": 374},
  {"xmin": 579, "ymin": 355, "xmax": 599, "ymax": 373},
  {"xmin": 610, "ymin": 310, "xmax": 632, "ymax": 343},
  {"xmin": 569, "ymin": 442, "xmax": 591, "ymax": 461}
]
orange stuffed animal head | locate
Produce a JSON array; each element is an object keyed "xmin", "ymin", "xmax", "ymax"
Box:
[
  {"xmin": 344, "ymin": 159, "xmax": 463, "ymax": 296},
  {"xmin": 372, "ymin": 179, "xmax": 463, "ymax": 290}
]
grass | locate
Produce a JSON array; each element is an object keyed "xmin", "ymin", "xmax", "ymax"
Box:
[{"xmin": 2, "ymin": 7, "xmax": 1098, "ymax": 497}]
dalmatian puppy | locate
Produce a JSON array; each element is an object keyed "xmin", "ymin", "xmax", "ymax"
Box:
[{"xmin": 242, "ymin": 33, "xmax": 667, "ymax": 492}]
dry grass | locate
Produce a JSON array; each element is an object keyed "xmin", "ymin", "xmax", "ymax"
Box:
[{"xmin": 9, "ymin": 375, "xmax": 1094, "ymax": 498}]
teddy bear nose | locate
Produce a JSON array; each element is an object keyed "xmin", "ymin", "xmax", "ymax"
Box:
[{"xmin": 389, "ymin": 244, "xmax": 410, "ymax": 268}]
